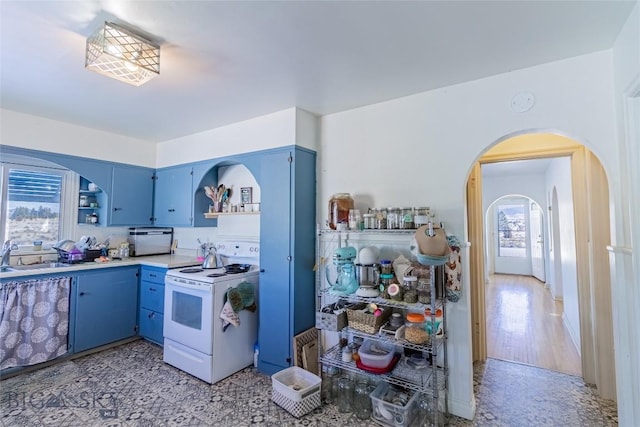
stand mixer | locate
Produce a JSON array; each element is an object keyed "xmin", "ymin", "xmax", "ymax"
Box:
[{"xmin": 325, "ymin": 246, "xmax": 358, "ymax": 295}]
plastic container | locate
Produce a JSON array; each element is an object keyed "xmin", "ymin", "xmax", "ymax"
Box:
[
  {"xmin": 405, "ymin": 313, "xmax": 428, "ymax": 344},
  {"xmin": 370, "ymin": 382, "xmax": 419, "ymax": 427},
  {"xmin": 357, "ymin": 339, "xmax": 395, "ymax": 368},
  {"xmin": 271, "ymin": 366, "xmax": 321, "ymax": 417},
  {"xmin": 328, "ymin": 193, "xmax": 354, "ymax": 230}
]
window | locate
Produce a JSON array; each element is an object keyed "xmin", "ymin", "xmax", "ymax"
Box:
[
  {"xmin": 1, "ymin": 158, "xmax": 76, "ymax": 249},
  {"xmin": 497, "ymin": 203, "xmax": 526, "ymax": 258}
]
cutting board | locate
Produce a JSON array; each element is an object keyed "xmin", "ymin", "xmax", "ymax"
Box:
[{"xmin": 301, "ymin": 341, "xmax": 318, "ymax": 375}]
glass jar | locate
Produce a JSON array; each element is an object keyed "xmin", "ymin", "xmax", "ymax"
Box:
[
  {"xmin": 402, "ymin": 275, "xmax": 418, "ymax": 303},
  {"xmin": 322, "ymin": 365, "xmax": 337, "ymax": 404},
  {"xmin": 386, "ymin": 207, "xmax": 400, "ymax": 229},
  {"xmin": 389, "ymin": 281, "xmax": 403, "ymax": 301},
  {"xmin": 375, "ymin": 207, "xmax": 387, "ymax": 230},
  {"xmin": 389, "ymin": 312, "xmax": 403, "ymax": 328},
  {"xmin": 379, "ymin": 273, "xmax": 394, "ymax": 299},
  {"xmin": 417, "ymin": 278, "xmax": 431, "ymax": 304},
  {"xmin": 337, "ymin": 377, "xmax": 354, "ymax": 413},
  {"xmin": 328, "ymin": 193, "xmax": 354, "ymax": 230},
  {"xmin": 379, "ymin": 259, "xmax": 393, "ymax": 275},
  {"xmin": 405, "ymin": 312, "xmax": 428, "ymax": 344},
  {"xmin": 342, "ymin": 346, "xmax": 353, "ymax": 362},
  {"xmin": 363, "ymin": 213, "xmax": 375, "ymax": 229},
  {"xmin": 353, "ymin": 380, "xmax": 373, "ymax": 420},
  {"xmin": 401, "ymin": 207, "xmax": 415, "ymax": 229},
  {"xmin": 414, "ymin": 207, "xmax": 431, "ymax": 228}
]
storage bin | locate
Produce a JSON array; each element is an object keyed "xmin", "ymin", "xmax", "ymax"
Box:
[
  {"xmin": 271, "ymin": 366, "xmax": 321, "ymax": 417},
  {"xmin": 370, "ymin": 382, "xmax": 419, "ymax": 427},
  {"xmin": 357, "ymin": 339, "xmax": 395, "ymax": 368},
  {"xmin": 347, "ymin": 304, "xmax": 392, "ymax": 334},
  {"xmin": 316, "ymin": 305, "xmax": 349, "ymax": 331}
]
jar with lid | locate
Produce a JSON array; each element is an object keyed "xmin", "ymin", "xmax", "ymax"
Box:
[
  {"xmin": 363, "ymin": 213, "xmax": 375, "ymax": 229},
  {"xmin": 389, "ymin": 281, "xmax": 404, "ymax": 301},
  {"xmin": 386, "ymin": 207, "xmax": 400, "ymax": 229},
  {"xmin": 402, "ymin": 275, "xmax": 418, "ymax": 303},
  {"xmin": 405, "ymin": 312, "xmax": 429, "ymax": 344},
  {"xmin": 417, "ymin": 278, "xmax": 431, "ymax": 304},
  {"xmin": 328, "ymin": 193, "xmax": 354, "ymax": 230},
  {"xmin": 414, "ymin": 207, "xmax": 431, "ymax": 228},
  {"xmin": 379, "ymin": 273, "xmax": 394, "ymax": 299},
  {"xmin": 401, "ymin": 207, "xmax": 415, "ymax": 229},
  {"xmin": 389, "ymin": 312, "xmax": 403, "ymax": 329},
  {"xmin": 375, "ymin": 207, "xmax": 387, "ymax": 229},
  {"xmin": 379, "ymin": 259, "xmax": 393, "ymax": 275}
]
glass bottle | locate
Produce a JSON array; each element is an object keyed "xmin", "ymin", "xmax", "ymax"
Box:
[
  {"xmin": 337, "ymin": 377, "xmax": 354, "ymax": 413},
  {"xmin": 353, "ymin": 380, "xmax": 373, "ymax": 420},
  {"xmin": 376, "ymin": 207, "xmax": 387, "ymax": 230},
  {"xmin": 328, "ymin": 193, "xmax": 354, "ymax": 230},
  {"xmin": 386, "ymin": 207, "xmax": 400, "ymax": 229},
  {"xmin": 363, "ymin": 213, "xmax": 375, "ymax": 229}
]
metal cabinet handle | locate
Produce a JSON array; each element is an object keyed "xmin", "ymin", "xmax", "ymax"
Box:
[
  {"xmin": 148, "ymin": 312, "xmax": 155, "ymax": 319},
  {"xmin": 79, "ymin": 292, "xmax": 85, "ymax": 296},
  {"xmin": 168, "ymin": 209, "xmax": 175, "ymax": 212},
  {"xmin": 149, "ymin": 274, "xmax": 157, "ymax": 278},
  {"xmin": 113, "ymin": 207, "xmax": 122, "ymax": 211},
  {"xmin": 149, "ymin": 287, "xmax": 156, "ymax": 292}
]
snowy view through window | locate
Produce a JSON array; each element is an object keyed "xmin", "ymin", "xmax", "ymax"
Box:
[{"xmin": 497, "ymin": 204, "xmax": 526, "ymax": 258}]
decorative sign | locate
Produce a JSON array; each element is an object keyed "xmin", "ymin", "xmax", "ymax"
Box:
[{"xmin": 241, "ymin": 187, "xmax": 253, "ymax": 204}]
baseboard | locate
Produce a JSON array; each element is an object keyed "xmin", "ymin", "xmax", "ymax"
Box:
[{"xmin": 448, "ymin": 394, "xmax": 477, "ymax": 420}]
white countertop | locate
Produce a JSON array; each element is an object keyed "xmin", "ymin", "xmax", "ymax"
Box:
[{"xmin": 0, "ymin": 254, "xmax": 201, "ymax": 279}]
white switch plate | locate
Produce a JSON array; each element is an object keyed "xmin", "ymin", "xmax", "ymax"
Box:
[{"xmin": 511, "ymin": 92, "xmax": 535, "ymax": 112}]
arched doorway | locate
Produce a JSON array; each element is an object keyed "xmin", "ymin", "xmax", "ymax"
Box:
[{"xmin": 466, "ymin": 132, "xmax": 616, "ymax": 400}]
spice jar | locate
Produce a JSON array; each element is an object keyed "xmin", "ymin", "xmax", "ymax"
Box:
[
  {"xmin": 386, "ymin": 207, "xmax": 400, "ymax": 229},
  {"xmin": 414, "ymin": 207, "xmax": 431, "ymax": 228},
  {"xmin": 379, "ymin": 273, "xmax": 394, "ymax": 299},
  {"xmin": 417, "ymin": 278, "xmax": 431, "ymax": 304},
  {"xmin": 389, "ymin": 312, "xmax": 403, "ymax": 329},
  {"xmin": 328, "ymin": 193, "xmax": 354, "ymax": 230},
  {"xmin": 405, "ymin": 312, "xmax": 428, "ymax": 344},
  {"xmin": 402, "ymin": 275, "xmax": 418, "ymax": 303},
  {"xmin": 363, "ymin": 213, "xmax": 375, "ymax": 229},
  {"xmin": 379, "ymin": 259, "xmax": 393, "ymax": 275},
  {"xmin": 401, "ymin": 207, "xmax": 415, "ymax": 229},
  {"xmin": 375, "ymin": 207, "xmax": 387, "ymax": 229}
]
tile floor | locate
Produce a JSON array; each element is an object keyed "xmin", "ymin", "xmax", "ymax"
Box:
[{"xmin": 1, "ymin": 340, "xmax": 617, "ymax": 426}]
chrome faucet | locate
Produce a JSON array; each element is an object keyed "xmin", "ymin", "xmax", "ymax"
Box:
[{"xmin": 1, "ymin": 240, "xmax": 11, "ymax": 266}]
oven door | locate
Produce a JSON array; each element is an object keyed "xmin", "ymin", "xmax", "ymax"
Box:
[{"xmin": 164, "ymin": 278, "xmax": 213, "ymax": 354}]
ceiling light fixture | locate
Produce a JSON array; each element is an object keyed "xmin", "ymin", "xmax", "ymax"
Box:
[{"xmin": 85, "ymin": 21, "xmax": 160, "ymax": 86}]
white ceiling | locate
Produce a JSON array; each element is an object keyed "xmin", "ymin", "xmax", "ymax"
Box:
[{"xmin": 1, "ymin": 1, "xmax": 636, "ymax": 143}]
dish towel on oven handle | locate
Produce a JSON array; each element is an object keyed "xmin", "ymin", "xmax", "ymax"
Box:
[{"xmin": 220, "ymin": 282, "xmax": 257, "ymax": 331}]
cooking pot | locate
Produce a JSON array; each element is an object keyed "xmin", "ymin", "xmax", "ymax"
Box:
[
  {"xmin": 224, "ymin": 264, "xmax": 251, "ymax": 274},
  {"xmin": 202, "ymin": 248, "xmax": 218, "ymax": 269}
]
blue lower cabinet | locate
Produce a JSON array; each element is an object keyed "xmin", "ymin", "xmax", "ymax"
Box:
[
  {"xmin": 139, "ymin": 308, "xmax": 164, "ymax": 345},
  {"xmin": 139, "ymin": 266, "xmax": 167, "ymax": 344},
  {"xmin": 73, "ymin": 266, "xmax": 139, "ymax": 353}
]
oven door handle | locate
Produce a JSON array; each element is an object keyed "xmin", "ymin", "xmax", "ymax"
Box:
[{"xmin": 165, "ymin": 280, "xmax": 210, "ymax": 293}]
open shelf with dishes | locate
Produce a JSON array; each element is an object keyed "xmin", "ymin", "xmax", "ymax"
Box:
[
  {"xmin": 315, "ymin": 228, "xmax": 448, "ymax": 425},
  {"xmin": 203, "ymin": 211, "xmax": 260, "ymax": 219}
]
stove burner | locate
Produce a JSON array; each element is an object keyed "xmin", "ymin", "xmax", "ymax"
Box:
[
  {"xmin": 206, "ymin": 273, "xmax": 227, "ymax": 278},
  {"xmin": 180, "ymin": 267, "xmax": 204, "ymax": 273}
]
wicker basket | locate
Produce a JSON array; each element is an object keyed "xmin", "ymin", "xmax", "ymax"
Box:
[{"xmin": 346, "ymin": 304, "xmax": 392, "ymax": 334}]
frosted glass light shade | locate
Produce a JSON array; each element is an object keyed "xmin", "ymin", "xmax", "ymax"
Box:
[{"xmin": 85, "ymin": 22, "xmax": 160, "ymax": 86}]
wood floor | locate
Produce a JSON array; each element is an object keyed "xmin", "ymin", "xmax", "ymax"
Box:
[{"xmin": 485, "ymin": 273, "xmax": 582, "ymax": 376}]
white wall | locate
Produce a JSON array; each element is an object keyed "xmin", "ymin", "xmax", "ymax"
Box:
[
  {"xmin": 611, "ymin": 1, "xmax": 640, "ymax": 425},
  {"xmin": 155, "ymin": 107, "xmax": 318, "ymax": 168},
  {"xmin": 319, "ymin": 50, "xmax": 618, "ymax": 419},
  {"xmin": 545, "ymin": 157, "xmax": 580, "ymax": 350},
  {"xmin": 0, "ymin": 109, "xmax": 156, "ymax": 168}
]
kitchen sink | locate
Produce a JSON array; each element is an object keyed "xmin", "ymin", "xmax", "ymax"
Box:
[{"xmin": 5, "ymin": 262, "xmax": 71, "ymax": 271}]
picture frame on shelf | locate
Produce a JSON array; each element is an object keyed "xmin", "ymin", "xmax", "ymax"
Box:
[{"xmin": 241, "ymin": 187, "xmax": 253, "ymax": 204}]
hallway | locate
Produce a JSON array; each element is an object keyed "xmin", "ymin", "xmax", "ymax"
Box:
[{"xmin": 485, "ymin": 273, "xmax": 582, "ymax": 376}]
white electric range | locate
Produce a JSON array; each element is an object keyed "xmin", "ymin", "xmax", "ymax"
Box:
[{"xmin": 163, "ymin": 240, "xmax": 260, "ymax": 384}]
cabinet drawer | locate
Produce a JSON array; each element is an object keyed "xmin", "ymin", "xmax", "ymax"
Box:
[
  {"xmin": 139, "ymin": 308, "xmax": 163, "ymax": 345},
  {"xmin": 140, "ymin": 282, "xmax": 164, "ymax": 313},
  {"xmin": 140, "ymin": 268, "xmax": 166, "ymax": 285}
]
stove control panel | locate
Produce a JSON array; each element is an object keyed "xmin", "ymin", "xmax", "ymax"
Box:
[{"xmin": 215, "ymin": 241, "xmax": 260, "ymax": 259}]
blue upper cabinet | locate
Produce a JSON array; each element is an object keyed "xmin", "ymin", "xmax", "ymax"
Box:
[
  {"xmin": 257, "ymin": 147, "xmax": 317, "ymax": 375},
  {"xmin": 109, "ymin": 165, "xmax": 155, "ymax": 226},
  {"xmin": 154, "ymin": 164, "xmax": 193, "ymax": 226}
]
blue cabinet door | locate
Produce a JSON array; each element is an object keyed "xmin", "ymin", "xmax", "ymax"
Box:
[
  {"xmin": 139, "ymin": 308, "xmax": 164, "ymax": 345},
  {"xmin": 74, "ymin": 266, "xmax": 139, "ymax": 353},
  {"xmin": 109, "ymin": 165, "xmax": 154, "ymax": 226},
  {"xmin": 154, "ymin": 165, "xmax": 193, "ymax": 226},
  {"xmin": 258, "ymin": 150, "xmax": 293, "ymax": 374}
]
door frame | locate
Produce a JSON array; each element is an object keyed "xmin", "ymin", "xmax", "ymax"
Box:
[{"xmin": 467, "ymin": 139, "xmax": 616, "ymax": 399}]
